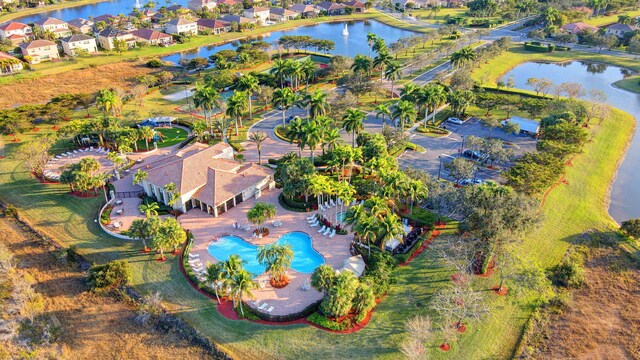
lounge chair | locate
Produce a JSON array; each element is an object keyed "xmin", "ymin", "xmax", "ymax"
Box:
[
  {"xmin": 258, "ymin": 303, "xmax": 268, "ymax": 310},
  {"xmin": 310, "ymin": 221, "xmax": 319, "ymax": 227},
  {"xmin": 317, "ymin": 225, "xmax": 326, "ymax": 233},
  {"xmin": 337, "ymin": 199, "xmax": 342, "ymax": 206},
  {"xmin": 322, "ymin": 227, "xmax": 331, "ymax": 236},
  {"xmin": 188, "ymin": 253, "xmax": 199, "ymax": 259},
  {"xmin": 267, "ymin": 306, "xmax": 274, "ymax": 313},
  {"xmin": 328, "ymin": 229, "xmax": 336, "ymax": 238},
  {"xmin": 330, "ymin": 199, "xmax": 336, "ymax": 207},
  {"xmin": 324, "ymin": 202, "xmax": 330, "ymax": 209},
  {"xmin": 306, "ymin": 215, "xmax": 316, "ymax": 220},
  {"xmin": 307, "ymin": 217, "xmax": 317, "ymax": 223},
  {"xmin": 319, "ymin": 204, "xmax": 326, "ymax": 212}
]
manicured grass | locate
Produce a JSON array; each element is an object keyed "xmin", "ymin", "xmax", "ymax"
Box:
[
  {"xmin": 0, "ymin": 0, "xmax": 109, "ymax": 24},
  {"xmin": 613, "ymin": 76, "xmax": 640, "ymax": 93},
  {"xmin": 135, "ymin": 127, "xmax": 188, "ymax": 149},
  {"xmin": 581, "ymin": 10, "xmax": 640, "ymax": 27}
]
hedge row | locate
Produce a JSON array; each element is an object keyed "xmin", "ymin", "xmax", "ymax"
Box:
[{"xmin": 395, "ymin": 230, "xmax": 433, "ymax": 264}]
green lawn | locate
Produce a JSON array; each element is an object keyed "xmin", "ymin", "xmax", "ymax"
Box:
[
  {"xmin": 581, "ymin": 10, "xmax": 640, "ymax": 27},
  {"xmin": 136, "ymin": 127, "xmax": 188, "ymax": 150},
  {"xmin": 613, "ymin": 76, "xmax": 640, "ymax": 93}
]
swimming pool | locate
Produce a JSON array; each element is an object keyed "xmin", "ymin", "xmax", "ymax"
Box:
[{"xmin": 207, "ymin": 232, "xmax": 325, "ymax": 277}]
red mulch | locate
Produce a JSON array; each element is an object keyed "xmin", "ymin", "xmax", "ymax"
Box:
[
  {"xmin": 176, "ymin": 248, "xmax": 378, "ymax": 333},
  {"xmin": 32, "ymin": 128, "xmax": 39, "ymax": 132},
  {"xmin": 270, "ymin": 277, "xmax": 289, "ymax": 288},
  {"xmin": 440, "ymin": 343, "xmax": 451, "ymax": 351},
  {"xmin": 451, "ymin": 273, "xmax": 467, "ymax": 285},
  {"xmin": 491, "ymin": 286, "xmax": 508, "ymax": 296},
  {"xmin": 68, "ymin": 191, "xmax": 99, "ymax": 198},
  {"xmin": 32, "ymin": 173, "xmax": 58, "ymax": 185},
  {"xmin": 398, "ymin": 230, "xmax": 441, "ymax": 267},
  {"xmin": 456, "ymin": 324, "xmax": 467, "ymax": 333},
  {"xmin": 171, "ymin": 249, "xmax": 181, "ymax": 255},
  {"xmin": 156, "ymin": 257, "xmax": 167, "ymax": 262},
  {"xmin": 140, "ymin": 248, "xmax": 151, "ymax": 254}
]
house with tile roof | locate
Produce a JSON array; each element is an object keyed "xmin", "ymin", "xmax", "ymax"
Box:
[
  {"xmin": 137, "ymin": 142, "xmax": 275, "ymax": 215},
  {"xmin": 0, "ymin": 52, "xmax": 23, "ymax": 75},
  {"xmin": 317, "ymin": 1, "xmax": 346, "ymax": 15},
  {"xmin": 561, "ymin": 22, "xmax": 598, "ymax": 35},
  {"xmin": 343, "ymin": 0, "xmax": 366, "ymax": 12},
  {"xmin": 188, "ymin": 0, "xmax": 217, "ymax": 11},
  {"xmin": 243, "ymin": 7, "xmax": 270, "ymax": 25},
  {"xmin": 60, "ymin": 34, "xmax": 98, "ymax": 56},
  {"xmin": 130, "ymin": 28, "xmax": 173, "ymax": 46},
  {"xmin": 96, "ymin": 28, "xmax": 137, "ymax": 50},
  {"xmin": 269, "ymin": 7, "xmax": 300, "ymax": 22},
  {"xmin": 288, "ymin": 4, "xmax": 320, "ymax": 18},
  {"xmin": 0, "ymin": 22, "xmax": 33, "ymax": 44},
  {"xmin": 19, "ymin": 39, "xmax": 59, "ymax": 64},
  {"xmin": 33, "ymin": 17, "xmax": 72, "ymax": 38},
  {"xmin": 165, "ymin": 18, "xmax": 198, "ymax": 35},
  {"xmin": 67, "ymin": 18, "xmax": 94, "ymax": 34},
  {"xmin": 196, "ymin": 18, "xmax": 231, "ymax": 34},
  {"xmin": 605, "ymin": 23, "xmax": 637, "ymax": 38},
  {"xmin": 219, "ymin": 14, "xmax": 257, "ymax": 24}
]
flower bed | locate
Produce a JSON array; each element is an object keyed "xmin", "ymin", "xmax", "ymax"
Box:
[{"xmin": 100, "ymin": 205, "xmax": 113, "ymax": 225}]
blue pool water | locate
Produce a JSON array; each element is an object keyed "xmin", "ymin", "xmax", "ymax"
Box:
[{"xmin": 207, "ymin": 232, "xmax": 324, "ymax": 277}]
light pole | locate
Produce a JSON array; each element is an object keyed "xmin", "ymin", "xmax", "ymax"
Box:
[
  {"xmin": 460, "ymin": 135, "xmax": 466, "ymax": 156},
  {"xmin": 437, "ymin": 155, "xmax": 443, "ymax": 179}
]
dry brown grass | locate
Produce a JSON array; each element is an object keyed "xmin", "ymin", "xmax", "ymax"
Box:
[
  {"xmin": 537, "ymin": 247, "xmax": 640, "ymax": 359},
  {"xmin": 0, "ymin": 217, "xmax": 213, "ymax": 359},
  {"xmin": 0, "ymin": 60, "xmax": 156, "ymax": 108}
]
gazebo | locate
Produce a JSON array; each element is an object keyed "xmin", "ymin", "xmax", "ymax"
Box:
[{"xmin": 138, "ymin": 116, "xmax": 175, "ymax": 128}]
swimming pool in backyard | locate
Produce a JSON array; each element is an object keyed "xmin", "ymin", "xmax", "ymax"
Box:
[{"xmin": 207, "ymin": 232, "xmax": 325, "ymax": 277}]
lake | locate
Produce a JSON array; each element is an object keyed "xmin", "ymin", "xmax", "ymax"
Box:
[
  {"xmin": 9, "ymin": 0, "xmax": 190, "ymax": 24},
  {"xmin": 159, "ymin": 20, "xmax": 418, "ymax": 64},
  {"xmin": 501, "ymin": 61, "xmax": 640, "ymax": 223}
]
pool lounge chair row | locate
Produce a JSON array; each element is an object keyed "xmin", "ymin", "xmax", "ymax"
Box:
[
  {"xmin": 316, "ymin": 225, "xmax": 336, "ymax": 238},
  {"xmin": 253, "ymin": 300, "xmax": 274, "ymax": 313}
]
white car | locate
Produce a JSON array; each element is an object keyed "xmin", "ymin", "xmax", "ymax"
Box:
[
  {"xmin": 446, "ymin": 117, "xmax": 464, "ymax": 125},
  {"xmin": 460, "ymin": 178, "xmax": 484, "ymax": 186}
]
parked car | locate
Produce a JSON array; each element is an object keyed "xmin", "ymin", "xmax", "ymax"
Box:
[
  {"xmin": 460, "ymin": 178, "xmax": 484, "ymax": 186},
  {"xmin": 463, "ymin": 149, "xmax": 483, "ymax": 159},
  {"xmin": 446, "ymin": 117, "xmax": 464, "ymax": 125}
]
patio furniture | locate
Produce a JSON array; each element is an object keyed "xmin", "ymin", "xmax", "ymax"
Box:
[
  {"xmin": 310, "ymin": 221, "xmax": 319, "ymax": 227},
  {"xmin": 115, "ymin": 209, "xmax": 124, "ymax": 215},
  {"xmin": 302, "ymin": 279, "xmax": 311, "ymax": 291},
  {"xmin": 267, "ymin": 306, "xmax": 274, "ymax": 313},
  {"xmin": 306, "ymin": 215, "xmax": 316, "ymax": 221},
  {"xmin": 330, "ymin": 199, "xmax": 336, "ymax": 207},
  {"xmin": 317, "ymin": 225, "xmax": 326, "ymax": 233},
  {"xmin": 322, "ymin": 227, "xmax": 331, "ymax": 236},
  {"xmin": 258, "ymin": 303, "xmax": 268, "ymax": 310},
  {"xmin": 329, "ymin": 229, "xmax": 336, "ymax": 238},
  {"xmin": 115, "ymin": 199, "xmax": 123, "ymax": 205},
  {"xmin": 253, "ymin": 300, "xmax": 261, "ymax": 307},
  {"xmin": 188, "ymin": 253, "xmax": 200, "ymax": 259},
  {"xmin": 324, "ymin": 202, "xmax": 330, "ymax": 209},
  {"xmin": 319, "ymin": 204, "xmax": 326, "ymax": 212},
  {"xmin": 337, "ymin": 199, "xmax": 342, "ymax": 206},
  {"xmin": 112, "ymin": 222, "xmax": 122, "ymax": 229}
]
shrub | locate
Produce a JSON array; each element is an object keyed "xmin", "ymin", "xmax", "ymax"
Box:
[
  {"xmin": 146, "ymin": 58, "xmax": 164, "ymax": 68},
  {"xmin": 416, "ymin": 125, "xmax": 448, "ymax": 135},
  {"xmin": 87, "ymin": 260, "xmax": 131, "ymax": 292},
  {"xmin": 620, "ymin": 218, "xmax": 640, "ymax": 239},
  {"xmin": 100, "ymin": 205, "xmax": 113, "ymax": 224},
  {"xmin": 3, "ymin": 204, "xmax": 18, "ymax": 217},
  {"xmin": 549, "ymin": 252, "xmax": 585, "ymax": 288},
  {"xmin": 307, "ymin": 312, "xmax": 349, "ymax": 331},
  {"xmin": 524, "ymin": 42, "xmax": 552, "ymax": 53}
]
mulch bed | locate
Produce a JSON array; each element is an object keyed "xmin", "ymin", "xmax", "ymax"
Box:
[
  {"xmin": 398, "ymin": 229, "xmax": 441, "ymax": 267},
  {"xmin": 270, "ymin": 277, "xmax": 289, "ymax": 288},
  {"xmin": 491, "ymin": 285, "xmax": 508, "ymax": 296},
  {"xmin": 440, "ymin": 343, "xmax": 451, "ymax": 351}
]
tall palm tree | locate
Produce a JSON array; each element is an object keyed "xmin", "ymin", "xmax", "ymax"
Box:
[
  {"xmin": 300, "ymin": 58, "xmax": 317, "ymax": 91},
  {"xmin": 372, "ymin": 37, "xmax": 386, "ymax": 54},
  {"xmin": 400, "ymin": 82, "xmax": 420, "ymax": 103},
  {"xmin": 230, "ymin": 269, "xmax": 256, "ymax": 316},
  {"xmin": 192, "ymin": 83, "xmax": 222, "ymax": 130},
  {"xmin": 322, "ymin": 127, "xmax": 343, "ymax": 154},
  {"xmin": 285, "ymin": 117, "xmax": 305, "ymax": 156},
  {"xmin": 256, "ymin": 243, "xmax": 294, "ymax": 284},
  {"xmin": 351, "ymin": 55, "xmax": 373, "ymax": 77},
  {"xmin": 367, "ymin": 32, "xmax": 377, "ymax": 58},
  {"xmin": 204, "ymin": 262, "xmax": 225, "ymax": 303},
  {"xmin": 419, "ymin": 83, "xmax": 447, "ymax": 125},
  {"xmin": 212, "ymin": 117, "xmax": 235, "ymax": 143},
  {"xmin": 450, "ymin": 46, "xmax": 476, "ymax": 69},
  {"xmin": 376, "ymin": 213, "xmax": 405, "ymax": 251},
  {"xmin": 248, "ymin": 131, "xmax": 267, "ymax": 164},
  {"xmin": 236, "ymin": 74, "xmax": 259, "ymax": 119},
  {"xmin": 132, "ymin": 169, "xmax": 148, "ymax": 186},
  {"xmin": 373, "ymin": 50, "xmax": 392, "ymax": 83},
  {"xmin": 226, "ymin": 91, "xmax": 248, "ymax": 136},
  {"xmin": 374, "ymin": 104, "xmax": 391, "ymax": 126},
  {"xmin": 272, "ymin": 87, "xmax": 295, "ymax": 126},
  {"xmin": 270, "ymin": 58, "xmax": 290, "ymax": 88},
  {"xmin": 286, "ymin": 60, "xmax": 304, "ymax": 90},
  {"xmin": 300, "ymin": 119, "xmax": 323, "ymax": 163},
  {"xmin": 384, "ymin": 61, "xmax": 402, "ymax": 99},
  {"xmin": 139, "ymin": 202, "xmax": 159, "ymax": 218},
  {"xmin": 95, "ymin": 89, "xmax": 121, "ymax": 117},
  {"xmin": 306, "ymin": 90, "xmax": 329, "ymax": 119},
  {"xmin": 407, "ymin": 179, "xmax": 428, "ymax": 215},
  {"xmin": 342, "ymin": 108, "xmax": 366, "ymax": 147},
  {"xmin": 392, "ymin": 100, "xmax": 417, "ymax": 129}
]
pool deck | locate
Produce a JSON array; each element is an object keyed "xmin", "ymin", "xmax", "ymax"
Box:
[{"xmin": 179, "ymin": 189, "xmax": 353, "ymax": 317}]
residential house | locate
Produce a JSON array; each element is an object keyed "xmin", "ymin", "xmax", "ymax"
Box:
[
  {"xmin": 96, "ymin": 28, "xmax": 137, "ymax": 50},
  {"xmin": 93, "ymin": 14, "xmax": 119, "ymax": 25},
  {"xmin": 0, "ymin": 52, "xmax": 23, "ymax": 75},
  {"xmin": 165, "ymin": 18, "xmax": 198, "ymax": 35},
  {"xmin": 217, "ymin": 0, "xmax": 243, "ymax": 7},
  {"xmin": 605, "ymin": 23, "xmax": 637, "ymax": 38},
  {"xmin": 188, "ymin": 0, "xmax": 217, "ymax": 11},
  {"xmin": 219, "ymin": 14, "xmax": 257, "ymax": 25},
  {"xmin": 196, "ymin": 18, "xmax": 231, "ymax": 34},
  {"xmin": 269, "ymin": 7, "xmax": 299, "ymax": 22},
  {"xmin": 166, "ymin": 4, "xmax": 188, "ymax": 12},
  {"xmin": 138, "ymin": 142, "xmax": 275, "ymax": 215},
  {"xmin": 33, "ymin": 17, "xmax": 72, "ymax": 38},
  {"xmin": 0, "ymin": 22, "xmax": 32, "ymax": 45},
  {"xmin": 60, "ymin": 34, "xmax": 98, "ymax": 56},
  {"xmin": 317, "ymin": 1, "xmax": 346, "ymax": 15},
  {"xmin": 135, "ymin": 9, "xmax": 157, "ymax": 22},
  {"xmin": 19, "ymin": 39, "xmax": 60, "ymax": 64},
  {"xmin": 343, "ymin": 0, "xmax": 366, "ymax": 12},
  {"xmin": 288, "ymin": 4, "xmax": 321, "ymax": 18},
  {"xmin": 561, "ymin": 22, "xmax": 598, "ymax": 35},
  {"xmin": 130, "ymin": 28, "xmax": 173, "ymax": 46},
  {"xmin": 67, "ymin": 18, "xmax": 94, "ymax": 34},
  {"xmin": 243, "ymin": 7, "xmax": 270, "ymax": 25}
]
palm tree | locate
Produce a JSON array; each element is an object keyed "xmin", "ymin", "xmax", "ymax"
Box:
[
  {"xmin": 236, "ymin": 74, "xmax": 259, "ymax": 119},
  {"xmin": 160, "ymin": 217, "xmax": 186, "ymax": 254},
  {"xmin": 128, "ymin": 218, "xmax": 151, "ymax": 252},
  {"xmin": 322, "ymin": 127, "xmax": 343, "ymax": 154},
  {"xmin": 132, "ymin": 169, "xmax": 148, "ymax": 186},
  {"xmin": 373, "ymin": 50, "xmax": 392, "ymax": 83},
  {"xmin": 392, "ymin": 100, "xmax": 417, "ymax": 129},
  {"xmin": 376, "ymin": 213, "xmax": 405, "ymax": 251},
  {"xmin": 95, "ymin": 89, "xmax": 121, "ymax": 117},
  {"xmin": 342, "ymin": 108, "xmax": 366, "ymax": 147},
  {"xmin": 285, "ymin": 117, "xmax": 305, "ymax": 156},
  {"xmin": 374, "ymin": 104, "xmax": 391, "ymax": 126},
  {"xmin": 420, "ymin": 83, "xmax": 447, "ymax": 125},
  {"xmin": 353, "ymin": 214, "xmax": 377, "ymax": 256},
  {"xmin": 286, "ymin": 60, "xmax": 304, "ymax": 90},
  {"xmin": 271, "ymin": 58, "xmax": 290, "ymax": 88},
  {"xmin": 256, "ymin": 243, "xmax": 294, "ymax": 285},
  {"xmin": 247, "ymin": 202, "xmax": 277, "ymax": 233},
  {"xmin": 372, "ymin": 37, "xmax": 386, "ymax": 54},
  {"xmin": 230, "ymin": 269, "xmax": 256, "ymax": 317},
  {"xmin": 351, "ymin": 54, "xmax": 373, "ymax": 76},
  {"xmin": 226, "ymin": 91, "xmax": 248, "ymax": 136},
  {"xmin": 367, "ymin": 32, "xmax": 377, "ymax": 58},
  {"xmin": 306, "ymin": 90, "xmax": 329, "ymax": 119},
  {"xmin": 400, "ymin": 82, "xmax": 420, "ymax": 103},
  {"xmin": 407, "ymin": 179, "xmax": 428, "ymax": 215},
  {"xmin": 384, "ymin": 61, "xmax": 402, "ymax": 99},
  {"xmin": 192, "ymin": 83, "xmax": 222, "ymax": 130},
  {"xmin": 300, "ymin": 119, "xmax": 323, "ymax": 164},
  {"xmin": 248, "ymin": 131, "xmax": 267, "ymax": 164},
  {"xmin": 450, "ymin": 46, "xmax": 476, "ymax": 69},
  {"xmin": 192, "ymin": 120, "xmax": 207, "ymax": 142},
  {"xmin": 139, "ymin": 202, "xmax": 159, "ymax": 218},
  {"xmin": 212, "ymin": 117, "xmax": 235, "ymax": 143},
  {"xmin": 272, "ymin": 87, "xmax": 295, "ymax": 127},
  {"xmin": 300, "ymin": 57, "xmax": 317, "ymax": 91},
  {"xmin": 204, "ymin": 262, "xmax": 225, "ymax": 303}
]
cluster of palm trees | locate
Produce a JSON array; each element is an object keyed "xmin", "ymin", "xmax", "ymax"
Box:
[
  {"xmin": 351, "ymin": 33, "xmax": 403, "ymax": 98},
  {"xmin": 270, "ymin": 57, "xmax": 317, "ymax": 90},
  {"xmin": 59, "ymin": 157, "xmax": 109, "ymax": 198},
  {"xmin": 398, "ymin": 82, "xmax": 448, "ymax": 126},
  {"xmin": 257, "ymin": 243, "xmax": 294, "ymax": 286},
  {"xmin": 129, "ymin": 205, "xmax": 186, "ymax": 261},
  {"xmin": 202, "ymin": 255, "xmax": 256, "ymax": 316}
]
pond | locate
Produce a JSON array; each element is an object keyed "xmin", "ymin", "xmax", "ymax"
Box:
[
  {"xmin": 9, "ymin": 0, "xmax": 191, "ymax": 25},
  {"xmin": 159, "ymin": 20, "xmax": 417, "ymax": 64},
  {"xmin": 501, "ymin": 61, "xmax": 640, "ymax": 223}
]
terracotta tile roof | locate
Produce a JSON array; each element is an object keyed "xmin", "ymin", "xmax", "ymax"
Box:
[
  {"xmin": 193, "ymin": 163, "xmax": 274, "ymax": 205},
  {"xmin": 94, "ymin": 14, "xmax": 118, "ymax": 22},
  {"xmin": 246, "ymin": 6, "xmax": 270, "ymax": 12},
  {"xmin": 61, "ymin": 34, "xmax": 95, "ymax": 43},
  {"xmin": 167, "ymin": 18, "xmax": 196, "ymax": 26},
  {"xmin": 19, "ymin": 39, "xmax": 56, "ymax": 49},
  {"xmin": 289, "ymin": 3, "xmax": 319, "ymax": 12},
  {"xmin": 561, "ymin": 22, "xmax": 597, "ymax": 34},
  {"xmin": 0, "ymin": 52, "xmax": 20, "ymax": 62},
  {"xmin": 130, "ymin": 28, "xmax": 172, "ymax": 41},
  {"xmin": 33, "ymin": 17, "xmax": 66, "ymax": 26},
  {"xmin": 343, "ymin": 0, "xmax": 365, "ymax": 7},
  {"xmin": 197, "ymin": 18, "xmax": 231, "ymax": 29},
  {"xmin": 317, "ymin": 1, "xmax": 345, "ymax": 10},
  {"xmin": 270, "ymin": 7, "xmax": 299, "ymax": 16},
  {"xmin": 0, "ymin": 22, "xmax": 29, "ymax": 31},
  {"xmin": 7, "ymin": 34, "xmax": 25, "ymax": 40}
]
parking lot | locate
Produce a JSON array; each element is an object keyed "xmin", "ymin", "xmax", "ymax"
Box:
[{"xmin": 399, "ymin": 117, "xmax": 538, "ymax": 184}]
